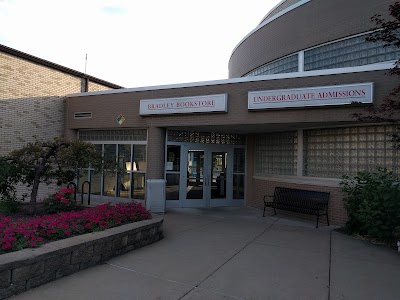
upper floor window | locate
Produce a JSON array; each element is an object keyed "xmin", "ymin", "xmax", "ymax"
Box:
[
  {"xmin": 243, "ymin": 32, "xmax": 400, "ymax": 78},
  {"xmin": 304, "ymin": 34, "xmax": 400, "ymax": 71},
  {"xmin": 245, "ymin": 54, "xmax": 298, "ymax": 77}
]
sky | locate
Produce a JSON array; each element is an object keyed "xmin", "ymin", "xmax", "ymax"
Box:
[{"xmin": 0, "ymin": 0, "xmax": 281, "ymax": 88}]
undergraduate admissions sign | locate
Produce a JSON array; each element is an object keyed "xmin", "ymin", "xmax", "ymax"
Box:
[
  {"xmin": 248, "ymin": 83, "xmax": 373, "ymax": 110},
  {"xmin": 140, "ymin": 94, "xmax": 228, "ymax": 115}
]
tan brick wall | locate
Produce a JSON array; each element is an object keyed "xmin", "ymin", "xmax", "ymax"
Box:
[
  {"xmin": 0, "ymin": 96, "xmax": 65, "ymax": 200},
  {"xmin": 0, "ymin": 96, "xmax": 64, "ymax": 155},
  {"xmin": 88, "ymin": 81, "xmax": 116, "ymax": 92},
  {"xmin": 0, "ymin": 49, "xmax": 119, "ymax": 201},
  {"xmin": 0, "ymin": 53, "xmax": 82, "ymax": 100}
]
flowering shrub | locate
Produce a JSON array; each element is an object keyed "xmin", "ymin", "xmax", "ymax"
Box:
[
  {"xmin": 43, "ymin": 188, "xmax": 80, "ymax": 214},
  {"xmin": 0, "ymin": 202, "xmax": 151, "ymax": 253}
]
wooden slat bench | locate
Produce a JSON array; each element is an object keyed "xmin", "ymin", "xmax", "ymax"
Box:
[{"xmin": 263, "ymin": 187, "xmax": 330, "ymax": 228}]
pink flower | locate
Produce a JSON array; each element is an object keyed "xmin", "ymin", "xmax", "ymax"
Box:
[{"xmin": 1, "ymin": 201, "xmax": 151, "ymax": 254}]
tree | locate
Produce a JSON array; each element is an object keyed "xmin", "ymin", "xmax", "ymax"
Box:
[
  {"xmin": 353, "ymin": 2, "xmax": 400, "ymax": 148},
  {"xmin": 9, "ymin": 138, "xmax": 103, "ymax": 213},
  {"xmin": 367, "ymin": 2, "xmax": 400, "ymax": 80}
]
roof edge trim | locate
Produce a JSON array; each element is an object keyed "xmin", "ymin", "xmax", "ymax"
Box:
[
  {"xmin": 229, "ymin": 0, "xmax": 311, "ymax": 62},
  {"xmin": 259, "ymin": 0, "xmax": 295, "ymax": 24},
  {"xmin": 67, "ymin": 62, "xmax": 394, "ymax": 98},
  {"xmin": 0, "ymin": 44, "xmax": 124, "ymax": 89}
]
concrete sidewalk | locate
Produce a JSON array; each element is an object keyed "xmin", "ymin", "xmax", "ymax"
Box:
[{"xmin": 12, "ymin": 207, "xmax": 400, "ymax": 300}]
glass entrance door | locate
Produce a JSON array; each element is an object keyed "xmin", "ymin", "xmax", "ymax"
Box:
[
  {"xmin": 180, "ymin": 146, "xmax": 233, "ymax": 207},
  {"xmin": 166, "ymin": 143, "xmax": 244, "ymax": 208},
  {"xmin": 209, "ymin": 151, "xmax": 228, "ymax": 206},
  {"xmin": 186, "ymin": 150, "xmax": 206, "ymax": 206}
]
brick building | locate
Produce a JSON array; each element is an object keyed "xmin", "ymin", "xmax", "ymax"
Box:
[
  {"xmin": 61, "ymin": 0, "xmax": 400, "ymax": 224},
  {"xmin": 0, "ymin": 43, "xmax": 122, "ymax": 198}
]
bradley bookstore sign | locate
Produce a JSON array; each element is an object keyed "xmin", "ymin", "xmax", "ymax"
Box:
[
  {"xmin": 140, "ymin": 94, "xmax": 228, "ymax": 115},
  {"xmin": 248, "ymin": 83, "xmax": 373, "ymax": 110}
]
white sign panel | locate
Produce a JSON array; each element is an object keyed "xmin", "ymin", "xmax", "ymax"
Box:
[
  {"xmin": 140, "ymin": 94, "xmax": 228, "ymax": 115},
  {"xmin": 248, "ymin": 83, "xmax": 373, "ymax": 110}
]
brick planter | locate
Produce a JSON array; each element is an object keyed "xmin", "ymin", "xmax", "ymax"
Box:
[{"xmin": 0, "ymin": 215, "xmax": 163, "ymax": 299}]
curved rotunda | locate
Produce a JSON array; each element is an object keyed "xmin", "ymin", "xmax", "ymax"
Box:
[{"xmin": 229, "ymin": 0, "xmax": 398, "ymax": 78}]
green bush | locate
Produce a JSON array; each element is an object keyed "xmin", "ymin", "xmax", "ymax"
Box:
[
  {"xmin": 0, "ymin": 199, "xmax": 20, "ymax": 214},
  {"xmin": 0, "ymin": 157, "xmax": 23, "ymax": 214},
  {"xmin": 340, "ymin": 169, "xmax": 400, "ymax": 241}
]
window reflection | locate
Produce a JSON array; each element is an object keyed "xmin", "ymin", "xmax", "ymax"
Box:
[
  {"xmin": 90, "ymin": 144, "xmax": 102, "ymax": 195},
  {"xmin": 233, "ymin": 148, "xmax": 245, "ymax": 200},
  {"xmin": 166, "ymin": 145, "xmax": 181, "ymax": 200},
  {"xmin": 187, "ymin": 150, "xmax": 204, "ymax": 199},
  {"xmin": 117, "ymin": 144, "xmax": 131, "ymax": 198},
  {"xmin": 166, "ymin": 145, "xmax": 181, "ymax": 171},
  {"xmin": 75, "ymin": 143, "xmax": 147, "ymax": 199},
  {"xmin": 103, "ymin": 144, "xmax": 116, "ymax": 197}
]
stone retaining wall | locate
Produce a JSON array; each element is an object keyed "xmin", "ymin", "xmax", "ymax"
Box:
[{"xmin": 0, "ymin": 215, "xmax": 163, "ymax": 299}]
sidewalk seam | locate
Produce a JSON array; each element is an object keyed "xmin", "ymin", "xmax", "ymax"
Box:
[
  {"xmin": 106, "ymin": 262, "xmax": 193, "ymax": 287},
  {"xmin": 105, "ymin": 262, "xmax": 246, "ymax": 300},
  {"xmin": 178, "ymin": 218, "xmax": 280, "ymax": 300}
]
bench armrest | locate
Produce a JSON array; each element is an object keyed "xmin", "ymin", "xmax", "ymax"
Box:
[{"xmin": 263, "ymin": 195, "xmax": 274, "ymax": 205}]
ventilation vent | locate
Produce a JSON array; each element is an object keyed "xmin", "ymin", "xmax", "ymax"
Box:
[{"xmin": 74, "ymin": 112, "xmax": 92, "ymax": 119}]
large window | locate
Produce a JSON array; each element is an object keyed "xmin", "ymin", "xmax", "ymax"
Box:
[
  {"xmin": 255, "ymin": 131, "xmax": 297, "ymax": 176},
  {"xmin": 77, "ymin": 143, "xmax": 147, "ymax": 200},
  {"xmin": 304, "ymin": 34, "xmax": 400, "ymax": 71},
  {"xmin": 245, "ymin": 54, "xmax": 298, "ymax": 77},
  {"xmin": 78, "ymin": 129, "xmax": 147, "ymax": 200},
  {"xmin": 303, "ymin": 125, "xmax": 400, "ymax": 178}
]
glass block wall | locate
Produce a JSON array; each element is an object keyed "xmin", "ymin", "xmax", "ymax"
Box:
[
  {"xmin": 245, "ymin": 54, "xmax": 298, "ymax": 77},
  {"xmin": 168, "ymin": 130, "xmax": 246, "ymax": 145},
  {"xmin": 254, "ymin": 126, "xmax": 399, "ymax": 179},
  {"xmin": 255, "ymin": 131, "xmax": 297, "ymax": 176},
  {"xmin": 304, "ymin": 34, "xmax": 400, "ymax": 71},
  {"xmin": 79, "ymin": 129, "xmax": 147, "ymax": 141},
  {"xmin": 303, "ymin": 125, "xmax": 400, "ymax": 178}
]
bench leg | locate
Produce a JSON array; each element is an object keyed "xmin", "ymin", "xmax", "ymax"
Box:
[
  {"xmin": 263, "ymin": 203, "xmax": 266, "ymax": 217},
  {"xmin": 316, "ymin": 213, "xmax": 320, "ymax": 229},
  {"xmin": 326, "ymin": 213, "xmax": 330, "ymax": 226}
]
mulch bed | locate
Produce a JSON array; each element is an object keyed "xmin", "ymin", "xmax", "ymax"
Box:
[
  {"xmin": 5, "ymin": 202, "xmax": 61, "ymax": 222},
  {"xmin": 334, "ymin": 227, "xmax": 398, "ymax": 251}
]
